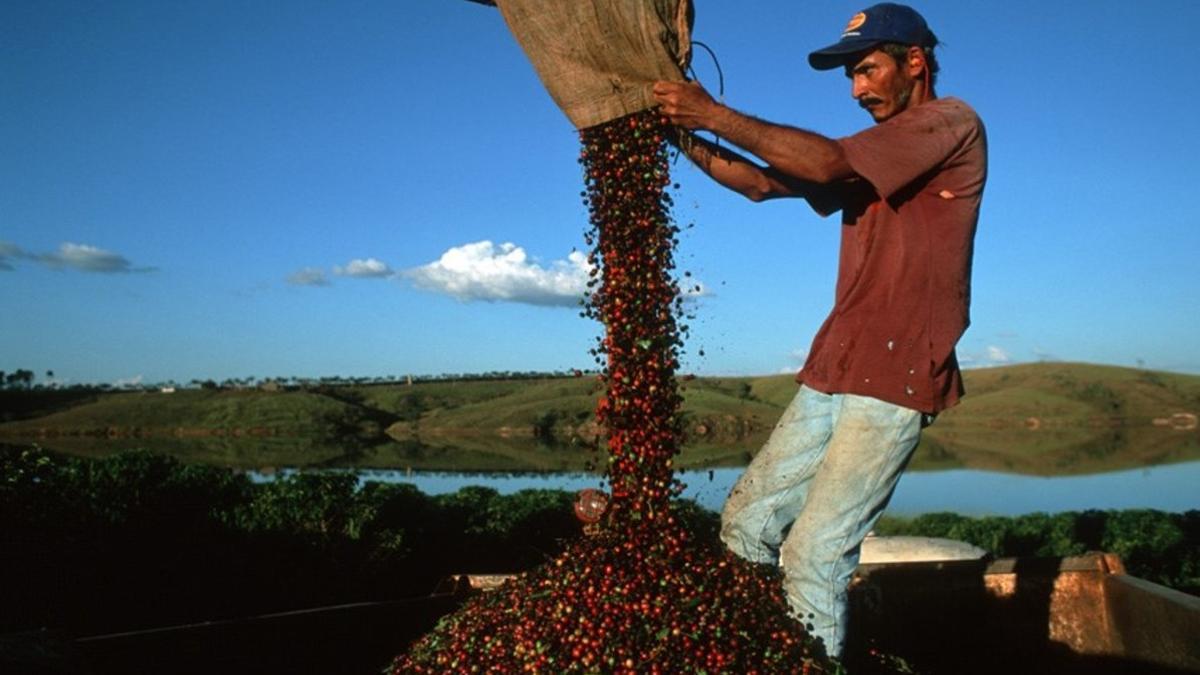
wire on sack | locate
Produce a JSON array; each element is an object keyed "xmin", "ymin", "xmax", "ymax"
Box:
[{"xmin": 675, "ymin": 40, "xmax": 726, "ymax": 160}]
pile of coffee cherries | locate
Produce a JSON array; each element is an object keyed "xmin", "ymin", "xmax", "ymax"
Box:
[
  {"xmin": 391, "ymin": 111, "xmax": 838, "ymax": 673},
  {"xmin": 392, "ymin": 525, "xmax": 833, "ymax": 674}
]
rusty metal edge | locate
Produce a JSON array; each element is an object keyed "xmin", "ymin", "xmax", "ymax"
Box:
[
  {"xmin": 462, "ymin": 553, "xmax": 1128, "ymax": 592},
  {"xmin": 1104, "ymin": 572, "xmax": 1200, "ymax": 671}
]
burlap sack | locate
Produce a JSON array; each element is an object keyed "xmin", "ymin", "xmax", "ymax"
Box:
[{"xmin": 492, "ymin": 0, "xmax": 693, "ymax": 130}]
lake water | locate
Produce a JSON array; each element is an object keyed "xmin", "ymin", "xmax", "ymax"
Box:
[{"xmin": 253, "ymin": 460, "xmax": 1200, "ymax": 517}]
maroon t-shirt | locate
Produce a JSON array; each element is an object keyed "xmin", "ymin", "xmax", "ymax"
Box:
[{"xmin": 799, "ymin": 97, "xmax": 988, "ymax": 413}]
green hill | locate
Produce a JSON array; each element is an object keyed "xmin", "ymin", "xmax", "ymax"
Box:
[
  {"xmin": 0, "ymin": 387, "xmax": 386, "ymax": 435},
  {"xmin": 919, "ymin": 362, "xmax": 1200, "ymax": 474},
  {"xmin": 1, "ymin": 363, "xmax": 1197, "ymax": 473}
]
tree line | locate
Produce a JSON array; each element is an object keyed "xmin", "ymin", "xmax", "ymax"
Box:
[
  {"xmin": 0, "ymin": 369, "xmax": 49, "ymax": 390},
  {"xmin": 0, "ymin": 368, "xmax": 599, "ymax": 393}
]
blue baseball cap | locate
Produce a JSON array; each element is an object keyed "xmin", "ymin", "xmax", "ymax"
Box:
[{"xmin": 808, "ymin": 3, "xmax": 935, "ymax": 70}]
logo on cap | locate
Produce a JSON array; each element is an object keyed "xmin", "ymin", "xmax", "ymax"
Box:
[{"xmin": 842, "ymin": 12, "xmax": 867, "ymax": 37}]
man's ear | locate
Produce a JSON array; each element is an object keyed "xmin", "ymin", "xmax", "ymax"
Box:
[{"xmin": 906, "ymin": 45, "xmax": 926, "ymax": 78}]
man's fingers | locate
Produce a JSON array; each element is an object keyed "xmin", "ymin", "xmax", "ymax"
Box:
[
  {"xmin": 652, "ymin": 80, "xmax": 707, "ymax": 129},
  {"xmin": 652, "ymin": 81, "xmax": 679, "ymax": 105}
]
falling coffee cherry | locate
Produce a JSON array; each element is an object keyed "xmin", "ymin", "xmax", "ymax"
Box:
[{"xmin": 573, "ymin": 488, "xmax": 610, "ymax": 524}]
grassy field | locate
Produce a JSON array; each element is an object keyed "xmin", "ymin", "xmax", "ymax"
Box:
[{"xmin": 1, "ymin": 362, "xmax": 1197, "ymax": 473}]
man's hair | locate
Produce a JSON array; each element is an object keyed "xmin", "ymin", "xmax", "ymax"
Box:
[{"xmin": 879, "ymin": 40, "xmax": 940, "ymax": 88}]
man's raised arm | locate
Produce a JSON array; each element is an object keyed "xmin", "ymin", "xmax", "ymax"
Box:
[
  {"xmin": 671, "ymin": 129, "xmax": 822, "ymax": 202},
  {"xmin": 653, "ymin": 81, "xmax": 855, "ymax": 186}
]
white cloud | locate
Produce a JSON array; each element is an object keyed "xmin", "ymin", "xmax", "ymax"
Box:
[
  {"xmin": 404, "ymin": 240, "xmax": 592, "ymax": 307},
  {"xmin": 1032, "ymin": 347, "xmax": 1059, "ymax": 362},
  {"xmin": 287, "ymin": 267, "xmax": 331, "ymax": 287},
  {"xmin": 334, "ymin": 257, "xmax": 394, "ymax": 278},
  {"xmin": 961, "ymin": 344, "xmax": 1017, "ymax": 369},
  {"xmin": 40, "ymin": 242, "xmax": 152, "ymax": 273},
  {"xmin": 985, "ymin": 345, "xmax": 1012, "ymax": 363},
  {"xmin": 0, "ymin": 241, "xmax": 22, "ymax": 270},
  {"xmin": 778, "ymin": 347, "xmax": 808, "ymax": 373},
  {"xmin": 2, "ymin": 241, "xmax": 152, "ymax": 273},
  {"xmin": 114, "ymin": 374, "xmax": 144, "ymax": 389}
]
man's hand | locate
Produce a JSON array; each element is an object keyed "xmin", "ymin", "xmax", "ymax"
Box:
[{"xmin": 652, "ymin": 80, "xmax": 720, "ymax": 130}]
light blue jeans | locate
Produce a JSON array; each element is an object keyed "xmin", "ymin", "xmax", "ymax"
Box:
[{"xmin": 720, "ymin": 385, "xmax": 924, "ymax": 658}]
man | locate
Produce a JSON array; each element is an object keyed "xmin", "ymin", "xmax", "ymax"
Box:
[{"xmin": 653, "ymin": 3, "xmax": 987, "ymax": 659}]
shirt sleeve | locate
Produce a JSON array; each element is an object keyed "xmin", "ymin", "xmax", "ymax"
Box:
[
  {"xmin": 804, "ymin": 178, "xmax": 875, "ymax": 218},
  {"xmin": 804, "ymin": 182, "xmax": 844, "ymax": 217},
  {"xmin": 838, "ymin": 99, "xmax": 979, "ymax": 201}
]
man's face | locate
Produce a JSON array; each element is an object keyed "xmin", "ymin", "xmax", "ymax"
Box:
[{"xmin": 844, "ymin": 48, "xmax": 917, "ymax": 123}]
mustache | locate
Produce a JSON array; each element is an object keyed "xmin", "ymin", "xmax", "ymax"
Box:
[{"xmin": 858, "ymin": 97, "xmax": 884, "ymax": 109}]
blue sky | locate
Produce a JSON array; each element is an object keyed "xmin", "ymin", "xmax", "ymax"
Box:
[{"xmin": 3, "ymin": 1, "xmax": 1198, "ymax": 387}]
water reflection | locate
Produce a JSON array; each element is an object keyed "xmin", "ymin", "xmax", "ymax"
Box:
[
  {"xmin": 249, "ymin": 460, "xmax": 1200, "ymax": 517},
  {"xmin": 28, "ymin": 424, "xmax": 1200, "ymax": 515}
]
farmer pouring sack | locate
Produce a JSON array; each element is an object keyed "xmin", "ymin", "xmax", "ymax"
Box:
[{"xmin": 482, "ymin": 0, "xmax": 693, "ymax": 130}]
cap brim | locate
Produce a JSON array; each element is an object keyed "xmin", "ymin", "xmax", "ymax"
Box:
[{"xmin": 807, "ymin": 37, "xmax": 882, "ymax": 70}]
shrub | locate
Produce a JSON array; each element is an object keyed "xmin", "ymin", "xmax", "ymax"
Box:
[{"xmin": 876, "ymin": 509, "xmax": 1199, "ymax": 595}]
